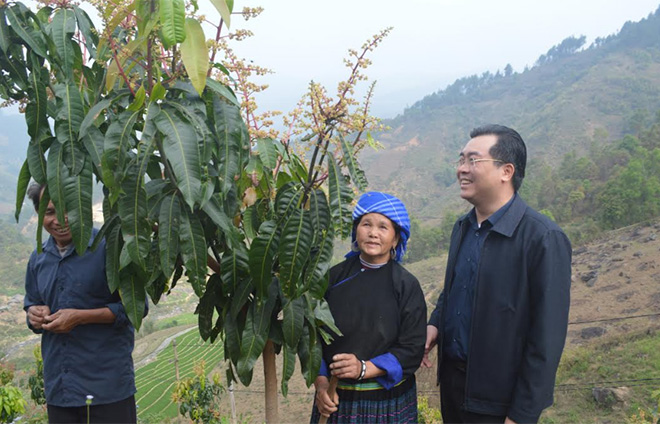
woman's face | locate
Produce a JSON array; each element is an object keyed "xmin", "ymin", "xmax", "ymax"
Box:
[{"xmin": 355, "ymin": 213, "xmax": 399, "ymax": 264}]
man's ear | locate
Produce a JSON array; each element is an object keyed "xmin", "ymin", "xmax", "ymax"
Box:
[{"xmin": 501, "ymin": 163, "xmax": 515, "ymax": 184}]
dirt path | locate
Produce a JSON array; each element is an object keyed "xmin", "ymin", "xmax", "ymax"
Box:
[{"xmin": 134, "ymin": 326, "xmax": 197, "ymax": 369}]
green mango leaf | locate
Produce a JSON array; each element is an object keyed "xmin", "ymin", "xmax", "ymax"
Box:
[
  {"xmin": 158, "ymin": 193, "xmax": 181, "ymax": 277},
  {"xmin": 248, "ymin": 220, "xmax": 279, "ymax": 299},
  {"xmin": 151, "ymin": 82, "xmax": 167, "ymax": 102},
  {"xmin": 91, "ymin": 214, "xmax": 118, "ymax": 252},
  {"xmin": 46, "ymin": 141, "xmax": 68, "ymax": 227},
  {"xmin": 212, "ymin": 96, "xmax": 246, "ymax": 195},
  {"xmin": 14, "ymin": 160, "xmax": 31, "ymax": 222},
  {"xmin": 198, "ymin": 273, "xmax": 219, "ymax": 340},
  {"xmin": 297, "ymin": 323, "xmax": 322, "ymax": 387},
  {"xmin": 305, "ymin": 229, "xmax": 333, "ymax": 298},
  {"xmin": 50, "ymin": 8, "xmax": 76, "ymax": 77},
  {"xmin": 5, "ymin": 5, "xmax": 48, "ymax": 58},
  {"xmin": 179, "ymin": 208, "xmax": 208, "ymax": 296},
  {"xmin": 314, "ymin": 299, "xmax": 342, "ymax": 338},
  {"xmin": 155, "ymin": 106, "xmax": 202, "ymax": 210},
  {"xmin": 72, "ymin": 6, "xmax": 98, "ymax": 59},
  {"xmin": 309, "ymin": 188, "xmax": 331, "ymax": 232},
  {"xmin": 128, "ymin": 85, "xmax": 146, "ymax": 112},
  {"xmin": 103, "ymin": 109, "xmax": 139, "ymax": 172},
  {"xmin": 339, "ymin": 133, "xmax": 368, "ymax": 191},
  {"xmin": 282, "ymin": 296, "xmax": 305, "ymax": 349},
  {"xmin": 275, "ymin": 182, "xmax": 304, "ymax": 217},
  {"xmin": 118, "ymin": 161, "xmax": 151, "ymax": 269},
  {"xmin": 35, "ymin": 188, "xmax": 50, "ymax": 254},
  {"xmin": 159, "ymin": 0, "xmax": 186, "ymax": 46},
  {"xmin": 237, "ymin": 285, "xmax": 277, "ymax": 386},
  {"xmin": 181, "ymin": 18, "xmax": 208, "ymax": 95},
  {"xmin": 278, "ymin": 209, "xmax": 313, "ymax": 298},
  {"xmin": 224, "ymin": 310, "xmax": 242, "ymax": 364},
  {"xmin": 221, "ymin": 243, "xmax": 249, "ymax": 290},
  {"xmin": 105, "ymin": 223, "xmax": 123, "ymax": 293},
  {"xmin": 209, "ymin": 0, "xmax": 231, "ymax": 29},
  {"xmin": 256, "ymin": 138, "xmax": 279, "ymax": 170},
  {"xmin": 205, "ymin": 79, "xmax": 239, "ymax": 107},
  {"xmin": 327, "ymin": 155, "xmax": 354, "ymax": 238},
  {"xmin": 81, "ymin": 127, "xmax": 104, "ymax": 177},
  {"xmin": 280, "ymin": 343, "xmax": 296, "ymax": 397},
  {"xmin": 0, "ymin": 8, "xmax": 11, "ymax": 54},
  {"xmin": 26, "ymin": 137, "xmax": 52, "ymax": 185},
  {"xmin": 202, "ymin": 194, "xmax": 242, "ymax": 250},
  {"xmin": 54, "ymin": 82, "xmax": 85, "ymax": 146},
  {"xmin": 118, "ymin": 265, "xmax": 147, "ymax": 330},
  {"xmin": 78, "ymin": 97, "xmax": 115, "ymax": 140},
  {"xmin": 63, "ymin": 156, "xmax": 93, "ymax": 256},
  {"xmin": 25, "ymin": 60, "xmax": 49, "ymax": 141}
]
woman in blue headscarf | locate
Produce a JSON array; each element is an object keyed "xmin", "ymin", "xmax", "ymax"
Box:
[{"xmin": 310, "ymin": 192, "xmax": 427, "ymax": 423}]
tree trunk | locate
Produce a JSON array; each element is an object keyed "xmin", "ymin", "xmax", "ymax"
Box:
[{"xmin": 263, "ymin": 339, "xmax": 279, "ymax": 424}]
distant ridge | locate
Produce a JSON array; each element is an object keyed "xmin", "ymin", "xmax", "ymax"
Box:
[{"xmin": 363, "ymin": 6, "xmax": 660, "ymax": 222}]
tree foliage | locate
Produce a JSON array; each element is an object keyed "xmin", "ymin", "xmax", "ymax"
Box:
[{"xmin": 1, "ymin": 0, "xmax": 388, "ymax": 403}]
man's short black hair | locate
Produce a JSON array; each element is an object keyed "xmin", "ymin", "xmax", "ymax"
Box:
[
  {"xmin": 27, "ymin": 183, "xmax": 45, "ymax": 211},
  {"xmin": 470, "ymin": 124, "xmax": 527, "ymax": 191}
]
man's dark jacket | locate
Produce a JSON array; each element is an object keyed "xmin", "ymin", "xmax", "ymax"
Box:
[{"xmin": 429, "ymin": 195, "xmax": 572, "ymax": 423}]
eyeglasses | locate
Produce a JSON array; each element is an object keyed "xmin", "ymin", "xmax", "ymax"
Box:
[{"xmin": 456, "ymin": 157, "xmax": 505, "ymax": 168}]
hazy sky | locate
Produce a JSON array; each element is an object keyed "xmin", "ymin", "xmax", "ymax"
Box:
[
  {"xmin": 221, "ymin": 0, "xmax": 660, "ymax": 119},
  {"xmin": 2, "ymin": 0, "xmax": 659, "ymax": 121}
]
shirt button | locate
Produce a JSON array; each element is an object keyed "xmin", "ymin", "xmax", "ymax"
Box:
[
  {"xmin": 457, "ymin": 311, "xmax": 461, "ymax": 315},
  {"xmin": 453, "ymin": 338, "xmax": 457, "ymax": 342},
  {"xmin": 475, "ymin": 232, "xmax": 480, "ymax": 236},
  {"xmin": 463, "ymin": 285, "xmax": 467, "ymax": 289},
  {"xmin": 467, "ymin": 258, "xmax": 471, "ymax": 262}
]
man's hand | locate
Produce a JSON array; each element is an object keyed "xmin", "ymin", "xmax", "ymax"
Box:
[
  {"xmin": 329, "ymin": 353, "xmax": 361, "ymax": 379},
  {"xmin": 42, "ymin": 309, "xmax": 80, "ymax": 333},
  {"xmin": 504, "ymin": 417, "xmax": 517, "ymax": 424},
  {"xmin": 313, "ymin": 375, "xmax": 338, "ymax": 418},
  {"xmin": 422, "ymin": 325, "xmax": 438, "ymax": 368},
  {"xmin": 27, "ymin": 305, "xmax": 51, "ymax": 330}
]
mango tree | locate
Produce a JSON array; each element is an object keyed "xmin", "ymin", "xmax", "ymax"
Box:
[{"xmin": 1, "ymin": 0, "xmax": 387, "ymax": 421}]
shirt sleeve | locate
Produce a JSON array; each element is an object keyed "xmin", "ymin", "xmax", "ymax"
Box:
[
  {"xmin": 508, "ymin": 230, "xmax": 572, "ymax": 423},
  {"xmin": 23, "ymin": 254, "xmax": 44, "ymax": 334},
  {"xmin": 428, "ymin": 290, "xmax": 444, "ymax": 328},
  {"xmin": 318, "ymin": 358, "xmax": 330, "ymax": 378},
  {"xmin": 371, "ymin": 352, "xmax": 403, "ymax": 389},
  {"xmin": 387, "ymin": 271, "xmax": 427, "ymax": 381},
  {"xmin": 106, "ymin": 296, "xmax": 149, "ymax": 328}
]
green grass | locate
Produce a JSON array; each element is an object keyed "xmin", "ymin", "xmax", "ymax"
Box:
[
  {"xmin": 541, "ymin": 329, "xmax": 660, "ymax": 423},
  {"xmin": 135, "ymin": 329, "xmax": 224, "ymax": 419}
]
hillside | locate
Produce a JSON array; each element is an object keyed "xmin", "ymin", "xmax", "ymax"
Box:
[
  {"xmin": 2, "ymin": 219, "xmax": 659, "ymax": 422},
  {"xmin": 363, "ymin": 6, "xmax": 660, "ymax": 223}
]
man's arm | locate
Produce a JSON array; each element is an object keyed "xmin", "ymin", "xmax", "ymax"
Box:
[
  {"xmin": 507, "ymin": 230, "xmax": 572, "ymax": 423},
  {"xmin": 41, "ymin": 307, "xmax": 116, "ymax": 333},
  {"xmin": 24, "ymin": 255, "xmax": 48, "ymax": 334},
  {"xmin": 422, "ymin": 290, "xmax": 444, "ymax": 367}
]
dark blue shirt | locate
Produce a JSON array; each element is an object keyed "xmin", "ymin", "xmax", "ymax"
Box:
[
  {"xmin": 442, "ymin": 195, "xmax": 515, "ymax": 361},
  {"xmin": 24, "ymin": 230, "xmax": 145, "ymax": 407}
]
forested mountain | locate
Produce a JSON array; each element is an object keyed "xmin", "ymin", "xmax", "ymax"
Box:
[{"xmin": 364, "ymin": 6, "xmax": 660, "ymax": 225}]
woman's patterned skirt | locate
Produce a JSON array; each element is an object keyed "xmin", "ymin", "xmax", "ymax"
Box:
[{"xmin": 310, "ymin": 376, "xmax": 418, "ymax": 423}]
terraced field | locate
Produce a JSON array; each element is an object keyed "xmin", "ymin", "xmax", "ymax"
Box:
[{"xmin": 135, "ymin": 328, "xmax": 224, "ymax": 420}]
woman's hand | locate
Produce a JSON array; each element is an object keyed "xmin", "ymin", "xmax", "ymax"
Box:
[
  {"xmin": 314, "ymin": 376, "xmax": 338, "ymax": 418},
  {"xmin": 329, "ymin": 353, "xmax": 362, "ymax": 379}
]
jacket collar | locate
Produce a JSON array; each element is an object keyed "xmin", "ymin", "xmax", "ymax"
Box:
[{"xmin": 459, "ymin": 194, "xmax": 527, "ymax": 238}]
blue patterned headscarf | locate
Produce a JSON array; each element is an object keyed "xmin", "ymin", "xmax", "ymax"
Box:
[{"xmin": 345, "ymin": 191, "xmax": 411, "ymax": 262}]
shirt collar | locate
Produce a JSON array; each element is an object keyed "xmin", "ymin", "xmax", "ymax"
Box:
[{"xmin": 467, "ymin": 193, "xmax": 516, "ymax": 229}]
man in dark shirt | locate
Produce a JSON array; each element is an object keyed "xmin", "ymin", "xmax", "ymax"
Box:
[
  {"xmin": 23, "ymin": 183, "xmax": 146, "ymax": 424},
  {"xmin": 423, "ymin": 125, "xmax": 571, "ymax": 423}
]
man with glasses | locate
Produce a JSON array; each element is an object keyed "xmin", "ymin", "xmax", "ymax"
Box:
[{"xmin": 422, "ymin": 125, "xmax": 571, "ymax": 424}]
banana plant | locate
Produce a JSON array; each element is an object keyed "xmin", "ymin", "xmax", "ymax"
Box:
[{"xmin": 2, "ymin": 0, "xmax": 385, "ymax": 422}]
